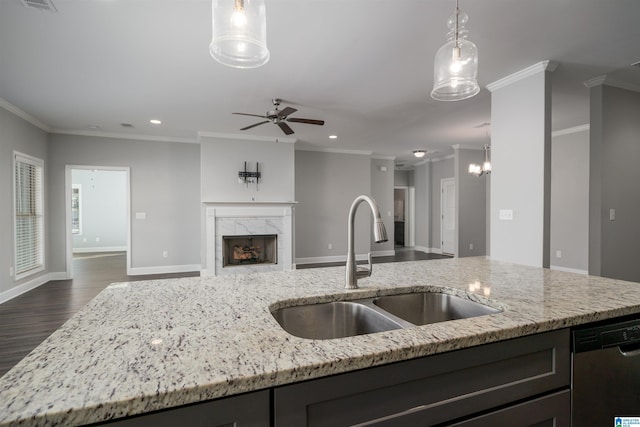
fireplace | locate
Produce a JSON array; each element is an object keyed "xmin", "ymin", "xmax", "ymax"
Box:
[{"xmin": 223, "ymin": 234, "xmax": 277, "ymax": 267}]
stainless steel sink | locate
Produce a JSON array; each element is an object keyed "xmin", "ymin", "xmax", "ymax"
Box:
[
  {"xmin": 272, "ymin": 301, "xmax": 403, "ymax": 339},
  {"xmin": 372, "ymin": 292, "xmax": 501, "ymax": 326}
]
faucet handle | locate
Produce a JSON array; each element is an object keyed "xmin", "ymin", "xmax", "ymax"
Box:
[{"xmin": 356, "ymin": 253, "xmax": 373, "ymax": 279}]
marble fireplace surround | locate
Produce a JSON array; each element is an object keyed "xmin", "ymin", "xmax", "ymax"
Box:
[{"xmin": 203, "ymin": 202, "xmax": 295, "ymax": 276}]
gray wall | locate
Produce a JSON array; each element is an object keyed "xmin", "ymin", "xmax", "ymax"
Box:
[
  {"xmin": 71, "ymin": 169, "xmax": 127, "ymax": 252},
  {"xmin": 490, "ymin": 68, "xmax": 552, "ymax": 268},
  {"xmin": 550, "ymin": 128, "xmax": 589, "ymax": 272},
  {"xmin": 589, "ymin": 85, "xmax": 640, "ymax": 282},
  {"xmin": 0, "ymin": 107, "xmax": 48, "ymax": 295},
  {"xmin": 394, "ymin": 170, "xmax": 412, "ymax": 187},
  {"xmin": 294, "ymin": 150, "xmax": 371, "ymax": 261},
  {"xmin": 430, "ymin": 157, "xmax": 454, "ymax": 250},
  {"xmin": 370, "ymin": 158, "xmax": 395, "ymax": 253},
  {"xmin": 48, "ymin": 134, "xmax": 201, "ymax": 273},
  {"xmin": 200, "ymin": 136, "xmax": 295, "ymax": 202},
  {"xmin": 413, "ymin": 162, "xmax": 430, "ymax": 250},
  {"xmin": 455, "ymin": 148, "xmax": 487, "ymax": 257}
]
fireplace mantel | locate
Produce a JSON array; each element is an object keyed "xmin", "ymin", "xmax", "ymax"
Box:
[{"xmin": 202, "ymin": 202, "xmax": 296, "ymax": 276}]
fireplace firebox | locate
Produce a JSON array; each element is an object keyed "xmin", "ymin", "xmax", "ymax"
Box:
[{"xmin": 223, "ymin": 234, "xmax": 277, "ymax": 267}]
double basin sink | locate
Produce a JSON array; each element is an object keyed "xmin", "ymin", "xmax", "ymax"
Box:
[{"xmin": 272, "ymin": 291, "xmax": 502, "ymax": 340}]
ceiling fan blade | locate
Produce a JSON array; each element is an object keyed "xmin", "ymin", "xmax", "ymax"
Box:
[
  {"xmin": 277, "ymin": 106, "xmax": 297, "ymax": 118},
  {"xmin": 233, "ymin": 112, "xmax": 269, "ymax": 119},
  {"xmin": 287, "ymin": 118, "xmax": 325, "ymax": 126},
  {"xmin": 277, "ymin": 122, "xmax": 295, "ymax": 135},
  {"xmin": 240, "ymin": 121, "xmax": 270, "ymax": 131}
]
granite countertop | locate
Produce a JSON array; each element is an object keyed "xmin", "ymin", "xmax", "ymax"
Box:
[{"xmin": 2, "ymin": 257, "xmax": 640, "ymax": 426}]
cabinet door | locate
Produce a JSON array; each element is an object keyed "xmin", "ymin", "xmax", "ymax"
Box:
[
  {"xmin": 274, "ymin": 329, "xmax": 569, "ymax": 427},
  {"xmin": 100, "ymin": 390, "xmax": 270, "ymax": 427},
  {"xmin": 448, "ymin": 390, "xmax": 570, "ymax": 427}
]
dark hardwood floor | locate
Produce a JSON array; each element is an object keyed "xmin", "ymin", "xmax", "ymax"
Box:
[
  {"xmin": 0, "ymin": 252, "xmax": 198, "ymax": 378},
  {"xmin": 0, "ymin": 249, "xmax": 450, "ymax": 378}
]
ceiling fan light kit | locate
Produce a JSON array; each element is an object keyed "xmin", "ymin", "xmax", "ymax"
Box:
[
  {"xmin": 431, "ymin": 0, "xmax": 480, "ymax": 101},
  {"xmin": 469, "ymin": 144, "xmax": 491, "ymax": 177},
  {"xmin": 233, "ymin": 99, "xmax": 325, "ymax": 135},
  {"xmin": 413, "ymin": 150, "xmax": 427, "ymax": 158},
  {"xmin": 209, "ymin": 0, "xmax": 270, "ymax": 69}
]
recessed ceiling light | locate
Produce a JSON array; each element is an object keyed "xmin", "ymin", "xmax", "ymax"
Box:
[
  {"xmin": 150, "ymin": 119, "xmax": 162, "ymax": 125},
  {"xmin": 329, "ymin": 135, "xmax": 337, "ymax": 139}
]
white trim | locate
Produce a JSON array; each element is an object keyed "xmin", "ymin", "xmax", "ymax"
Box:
[
  {"xmin": 52, "ymin": 129, "xmax": 198, "ymax": 144},
  {"xmin": 0, "ymin": 98, "xmax": 51, "ymax": 132},
  {"xmin": 583, "ymin": 75, "xmax": 640, "ymax": 93},
  {"xmin": 549, "ymin": 265, "xmax": 588, "ymax": 275},
  {"xmin": 128, "ymin": 264, "xmax": 201, "ymax": 276},
  {"xmin": 48, "ymin": 272, "xmax": 70, "ymax": 280},
  {"xmin": 413, "ymin": 245, "xmax": 430, "ymax": 253},
  {"xmin": 429, "ymin": 154, "xmax": 455, "ymax": 163},
  {"xmin": 198, "ymin": 131, "xmax": 296, "ymax": 144},
  {"xmin": 295, "ymin": 146, "xmax": 373, "ymax": 156},
  {"xmin": 552, "ymin": 124, "xmax": 590, "ymax": 137},
  {"xmin": 371, "ymin": 155, "xmax": 396, "ymax": 160},
  {"xmin": 0, "ymin": 273, "xmax": 49, "ymax": 304},
  {"xmin": 295, "ymin": 253, "xmax": 372, "ymax": 265},
  {"xmin": 72, "ymin": 246, "xmax": 128, "ymax": 254},
  {"xmin": 452, "ymin": 144, "xmax": 482, "ymax": 150},
  {"xmin": 430, "ymin": 247, "xmax": 444, "ymax": 255},
  {"xmin": 486, "ymin": 60, "xmax": 558, "ymax": 92},
  {"xmin": 371, "ymin": 250, "xmax": 396, "ymax": 257},
  {"xmin": 65, "ymin": 166, "xmax": 131, "ymax": 279}
]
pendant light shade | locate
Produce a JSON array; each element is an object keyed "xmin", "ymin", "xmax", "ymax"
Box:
[
  {"xmin": 209, "ymin": 0, "xmax": 270, "ymax": 69},
  {"xmin": 431, "ymin": 1, "xmax": 479, "ymax": 101}
]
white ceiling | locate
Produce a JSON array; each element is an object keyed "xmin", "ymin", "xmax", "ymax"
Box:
[{"xmin": 1, "ymin": 0, "xmax": 640, "ymax": 166}]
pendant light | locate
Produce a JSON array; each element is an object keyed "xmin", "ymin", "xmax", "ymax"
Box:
[
  {"xmin": 431, "ymin": 0, "xmax": 479, "ymax": 101},
  {"xmin": 469, "ymin": 144, "xmax": 491, "ymax": 177},
  {"xmin": 209, "ymin": 0, "xmax": 270, "ymax": 69}
]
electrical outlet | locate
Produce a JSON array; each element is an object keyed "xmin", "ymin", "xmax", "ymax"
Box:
[
  {"xmin": 469, "ymin": 243, "xmax": 474, "ymax": 250},
  {"xmin": 556, "ymin": 250, "xmax": 562, "ymax": 258},
  {"xmin": 95, "ymin": 237, "xmax": 100, "ymax": 242},
  {"xmin": 328, "ymin": 243, "xmax": 332, "ymax": 250},
  {"xmin": 162, "ymin": 251, "xmax": 168, "ymax": 258},
  {"xmin": 609, "ymin": 209, "xmax": 616, "ymax": 221}
]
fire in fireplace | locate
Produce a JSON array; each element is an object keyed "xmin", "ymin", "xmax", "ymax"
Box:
[{"xmin": 223, "ymin": 234, "xmax": 277, "ymax": 267}]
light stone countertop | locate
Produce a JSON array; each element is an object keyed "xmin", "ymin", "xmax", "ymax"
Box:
[{"xmin": 1, "ymin": 257, "xmax": 640, "ymax": 426}]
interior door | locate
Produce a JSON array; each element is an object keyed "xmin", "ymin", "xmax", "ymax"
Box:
[{"xmin": 441, "ymin": 179, "xmax": 456, "ymax": 255}]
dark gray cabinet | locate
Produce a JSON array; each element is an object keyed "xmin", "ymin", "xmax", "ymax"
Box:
[
  {"xmin": 97, "ymin": 389, "xmax": 269, "ymax": 427},
  {"xmin": 274, "ymin": 329, "xmax": 570, "ymax": 426}
]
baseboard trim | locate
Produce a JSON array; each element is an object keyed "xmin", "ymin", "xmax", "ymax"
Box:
[
  {"xmin": 73, "ymin": 246, "xmax": 127, "ymax": 254},
  {"xmin": 295, "ymin": 254, "xmax": 371, "ymax": 265},
  {"xmin": 371, "ymin": 250, "xmax": 396, "ymax": 257},
  {"xmin": 550, "ymin": 265, "xmax": 588, "ymax": 275},
  {"xmin": 412, "ymin": 245, "xmax": 429, "ymax": 253},
  {"xmin": 49, "ymin": 272, "xmax": 71, "ymax": 280},
  {"xmin": 0, "ymin": 273, "xmax": 50, "ymax": 304},
  {"xmin": 128, "ymin": 264, "xmax": 201, "ymax": 276}
]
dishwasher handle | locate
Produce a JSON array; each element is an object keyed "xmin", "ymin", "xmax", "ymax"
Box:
[{"xmin": 619, "ymin": 342, "xmax": 640, "ymax": 357}]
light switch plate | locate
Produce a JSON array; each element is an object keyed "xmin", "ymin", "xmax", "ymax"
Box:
[
  {"xmin": 499, "ymin": 209, "xmax": 514, "ymax": 220},
  {"xmin": 136, "ymin": 212, "xmax": 146, "ymax": 220},
  {"xmin": 609, "ymin": 209, "xmax": 615, "ymax": 221}
]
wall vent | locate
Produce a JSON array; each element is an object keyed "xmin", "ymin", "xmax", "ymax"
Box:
[
  {"xmin": 120, "ymin": 123, "xmax": 134, "ymax": 128},
  {"xmin": 20, "ymin": 0, "xmax": 58, "ymax": 12}
]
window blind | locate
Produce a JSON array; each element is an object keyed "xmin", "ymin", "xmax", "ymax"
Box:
[{"xmin": 14, "ymin": 153, "xmax": 44, "ymax": 277}]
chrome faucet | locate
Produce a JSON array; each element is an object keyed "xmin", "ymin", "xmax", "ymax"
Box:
[{"xmin": 346, "ymin": 195, "xmax": 388, "ymax": 289}]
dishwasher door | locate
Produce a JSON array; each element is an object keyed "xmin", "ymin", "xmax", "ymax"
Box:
[{"xmin": 572, "ymin": 319, "xmax": 640, "ymax": 426}]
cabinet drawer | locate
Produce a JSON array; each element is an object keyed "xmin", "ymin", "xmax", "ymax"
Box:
[
  {"xmin": 97, "ymin": 389, "xmax": 270, "ymax": 427},
  {"xmin": 274, "ymin": 329, "xmax": 569, "ymax": 427}
]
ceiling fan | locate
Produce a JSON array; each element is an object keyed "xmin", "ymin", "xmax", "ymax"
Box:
[{"xmin": 233, "ymin": 99, "xmax": 325, "ymax": 135}]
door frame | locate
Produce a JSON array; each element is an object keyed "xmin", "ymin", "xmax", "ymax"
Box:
[
  {"xmin": 394, "ymin": 186, "xmax": 414, "ymax": 247},
  {"xmin": 64, "ymin": 165, "xmax": 131, "ymax": 279},
  {"xmin": 440, "ymin": 178, "xmax": 456, "ymax": 256}
]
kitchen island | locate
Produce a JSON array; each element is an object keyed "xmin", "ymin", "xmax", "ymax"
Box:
[{"xmin": 1, "ymin": 257, "xmax": 640, "ymax": 426}]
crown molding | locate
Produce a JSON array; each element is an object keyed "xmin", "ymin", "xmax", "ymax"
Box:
[
  {"xmin": 295, "ymin": 146, "xmax": 373, "ymax": 156},
  {"xmin": 198, "ymin": 131, "xmax": 296, "ymax": 144},
  {"xmin": 371, "ymin": 155, "xmax": 396, "ymax": 160},
  {"xmin": 552, "ymin": 124, "xmax": 590, "ymax": 137},
  {"xmin": 51, "ymin": 129, "xmax": 198, "ymax": 144},
  {"xmin": 452, "ymin": 144, "xmax": 483, "ymax": 150},
  {"xmin": 0, "ymin": 98, "xmax": 51, "ymax": 132},
  {"xmin": 584, "ymin": 75, "xmax": 640, "ymax": 93},
  {"xmin": 486, "ymin": 60, "xmax": 558, "ymax": 93}
]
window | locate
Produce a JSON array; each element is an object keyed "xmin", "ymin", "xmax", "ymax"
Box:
[
  {"xmin": 71, "ymin": 184, "xmax": 82, "ymax": 234},
  {"xmin": 14, "ymin": 152, "xmax": 44, "ymax": 279}
]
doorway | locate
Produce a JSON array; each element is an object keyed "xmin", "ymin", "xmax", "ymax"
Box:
[
  {"xmin": 394, "ymin": 186, "xmax": 414, "ymax": 248},
  {"xmin": 65, "ymin": 166, "xmax": 131, "ymax": 279},
  {"xmin": 441, "ymin": 178, "xmax": 456, "ymax": 256}
]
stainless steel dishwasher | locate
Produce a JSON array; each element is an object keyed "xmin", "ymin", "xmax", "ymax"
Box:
[{"xmin": 572, "ymin": 317, "xmax": 640, "ymax": 426}]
